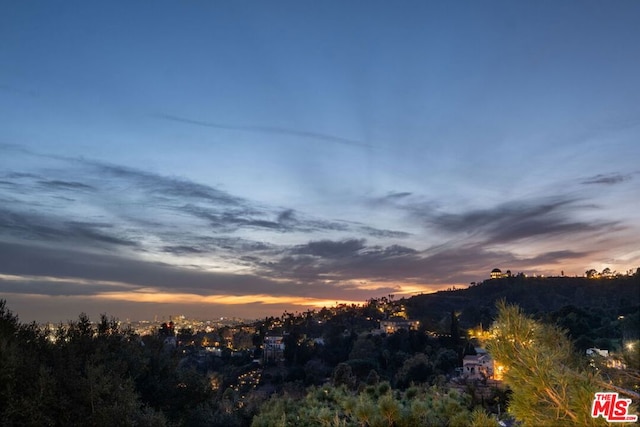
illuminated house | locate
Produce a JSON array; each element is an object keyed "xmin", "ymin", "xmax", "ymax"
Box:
[
  {"xmin": 490, "ymin": 268, "xmax": 503, "ymax": 279},
  {"xmin": 586, "ymin": 347, "xmax": 627, "ymax": 370},
  {"xmin": 586, "ymin": 348, "xmax": 609, "ymax": 358},
  {"xmin": 379, "ymin": 319, "xmax": 420, "ymax": 334},
  {"xmin": 462, "ymin": 349, "xmax": 496, "ymax": 380}
]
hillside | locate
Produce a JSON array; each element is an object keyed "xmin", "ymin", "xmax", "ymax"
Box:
[{"xmin": 404, "ymin": 274, "xmax": 640, "ymax": 330}]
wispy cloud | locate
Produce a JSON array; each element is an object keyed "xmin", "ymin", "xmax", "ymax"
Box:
[
  {"xmin": 154, "ymin": 113, "xmax": 373, "ymax": 149},
  {"xmin": 292, "ymin": 239, "xmax": 367, "ymax": 259},
  {"xmin": 357, "ymin": 226, "xmax": 411, "ymax": 239},
  {"xmin": 582, "ymin": 173, "xmax": 632, "ymax": 185},
  {"xmin": 84, "ymin": 161, "xmax": 245, "ymax": 207},
  {"xmin": 161, "ymin": 245, "xmax": 207, "ymax": 255},
  {"xmin": 0, "ymin": 149, "xmax": 415, "ymax": 290},
  {"xmin": 421, "ymin": 197, "xmax": 619, "ymax": 245},
  {"xmin": 0, "ymin": 240, "xmax": 383, "ymax": 301},
  {"xmin": 0, "ymin": 208, "xmax": 137, "ymax": 248},
  {"xmin": 519, "ymin": 250, "xmax": 592, "ymax": 266},
  {"xmin": 1, "ymin": 145, "xmax": 637, "ymax": 312},
  {"xmin": 0, "ymin": 274, "xmax": 134, "ymax": 297},
  {"xmin": 37, "ymin": 180, "xmax": 95, "ymax": 191}
]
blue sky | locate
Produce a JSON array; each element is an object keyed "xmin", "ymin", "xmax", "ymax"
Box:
[{"xmin": 1, "ymin": 1, "xmax": 639, "ymax": 322}]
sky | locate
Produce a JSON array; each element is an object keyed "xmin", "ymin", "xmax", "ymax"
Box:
[{"xmin": 1, "ymin": 1, "xmax": 639, "ymax": 323}]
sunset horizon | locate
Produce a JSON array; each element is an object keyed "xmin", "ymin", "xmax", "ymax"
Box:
[{"xmin": 2, "ymin": 1, "xmax": 639, "ymax": 324}]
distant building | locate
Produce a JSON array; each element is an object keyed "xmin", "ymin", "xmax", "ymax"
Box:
[
  {"xmin": 462, "ymin": 348, "xmax": 503, "ymax": 380},
  {"xmin": 586, "ymin": 347, "xmax": 627, "ymax": 369},
  {"xmin": 379, "ymin": 319, "xmax": 420, "ymax": 334},
  {"xmin": 490, "ymin": 268, "xmax": 503, "ymax": 279},
  {"xmin": 263, "ymin": 335, "xmax": 284, "ymax": 363},
  {"xmin": 586, "ymin": 348, "xmax": 609, "ymax": 358}
]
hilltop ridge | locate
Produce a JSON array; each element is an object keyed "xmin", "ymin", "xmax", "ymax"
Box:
[{"xmin": 403, "ymin": 273, "xmax": 640, "ymax": 329}]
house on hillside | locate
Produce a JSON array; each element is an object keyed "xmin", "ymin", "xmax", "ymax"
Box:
[
  {"xmin": 263, "ymin": 335, "xmax": 285, "ymax": 363},
  {"xmin": 586, "ymin": 347, "xmax": 609, "ymax": 357},
  {"xmin": 462, "ymin": 348, "xmax": 503, "ymax": 380},
  {"xmin": 379, "ymin": 319, "xmax": 420, "ymax": 334},
  {"xmin": 586, "ymin": 347, "xmax": 627, "ymax": 369}
]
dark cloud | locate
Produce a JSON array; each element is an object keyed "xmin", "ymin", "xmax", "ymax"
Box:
[
  {"xmin": 0, "ymin": 241, "xmax": 381, "ymax": 302},
  {"xmin": 87, "ymin": 162, "xmax": 244, "ymax": 207},
  {"xmin": 243, "ymin": 219, "xmax": 288, "ymax": 230},
  {"xmin": 38, "ymin": 180, "xmax": 95, "ymax": 191},
  {"xmin": 277, "ymin": 209, "xmax": 296, "ymax": 224},
  {"xmin": 261, "ymin": 237, "xmax": 489, "ymax": 285},
  {"xmin": 301, "ymin": 219, "xmax": 350, "ymax": 233},
  {"xmin": 179, "ymin": 204, "xmax": 290, "ymax": 233},
  {"xmin": 374, "ymin": 244, "xmax": 418, "ymax": 256},
  {"xmin": 0, "ymin": 240, "xmax": 284, "ymax": 296},
  {"xmin": 155, "ymin": 113, "xmax": 372, "ymax": 149},
  {"xmin": 161, "ymin": 245, "xmax": 206, "ymax": 255},
  {"xmin": 385, "ymin": 192, "xmax": 412, "ymax": 199},
  {"xmin": 424, "ymin": 197, "xmax": 619, "ymax": 244},
  {"xmin": 344, "ymin": 244, "xmax": 481, "ymax": 283},
  {"xmin": 0, "ymin": 180, "xmax": 18, "ymax": 188},
  {"xmin": 582, "ymin": 173, "xmax": 632, "ymax": 185},
  {"xmin": 206, "ymin": 237, "xmax": 273, "ymax": 253},
  {"xmin": 179, "ymin": 203, "xmax": 364, "ymax": 236},
  {"xmin": 367, "ymin": 191, "xmax": 417, "ymax": 209},
  {"xmin": 0, "ymin": 208, "xmax": 137, "ymax": 248},
  {"xmin": 3, "ymin": 172, "xmax": 41, "ymax": 179},
  {"xmin": 76, "ymin": 161, "xmax": 353, "ymax": 235},
  {"xmin": 368, "ymin": 191, "xmax": 413, "ymax": 206},
  {"xmin": 293, "ymin": 239, "xmax": 366, "ymax": 258},
  {"xmin": 2, "ymin": 153, "xmax": 411, "ymax": 255},
  {"xmin": 269, "ymin": 247, "xmax": 413, "ymax": 283},
  {"xmin": 259, "ymin": 237, "xmax": 598, "ymax": 288},
  {"xmin": 1, "ymin": 153, "xmax": 383, "ymax": 274},
  {"xmin": 0, "ymin": 277, "xmax": 129, "ymax": 297},
  {"xmin": 518, "ymin": 250, "xmax": 592, "ymax": 266},
  {"xmin": 357, "ymin": 226, "xmax": 411, "ymax": 238},
  {"xmin": 64, "ymin": 221, "xmax": 138, "ymax": 247},
  {"xmin": 2, "ymin": 147, "xmax": 631, "ymax": 310}
]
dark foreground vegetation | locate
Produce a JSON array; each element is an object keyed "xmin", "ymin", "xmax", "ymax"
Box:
[{"xmin": 1, "ymin": 272, "xmax": 638, "ymax": 426}]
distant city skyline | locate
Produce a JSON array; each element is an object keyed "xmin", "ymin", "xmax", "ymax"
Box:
[{"xmin": 1, "ymin": 1, "xmax": 639, "ymax": 323}]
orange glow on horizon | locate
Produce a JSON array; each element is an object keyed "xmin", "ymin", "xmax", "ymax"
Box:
[
  {"xmin": 337, "ymin": 279, "xmax": 452, "ymax": 296},
  {"xmin": 95, "ymin": 290, "xmax": 364, "ymax": 308},
  {"xmin": 393, "ymin": 283, "xmax": 452, "ymax": 295},
  {"xmin": 1, "ymin": 273, "xmax": 461, "ymax": 314}
]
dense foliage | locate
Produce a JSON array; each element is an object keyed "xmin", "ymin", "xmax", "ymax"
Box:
[
  {"xmin": 0, "ymin": 301, "xmax": 164, "ymax": 425},
  {"xmin": 251, "ymin": 383, "xmax": 498, "ymax": 427}
]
